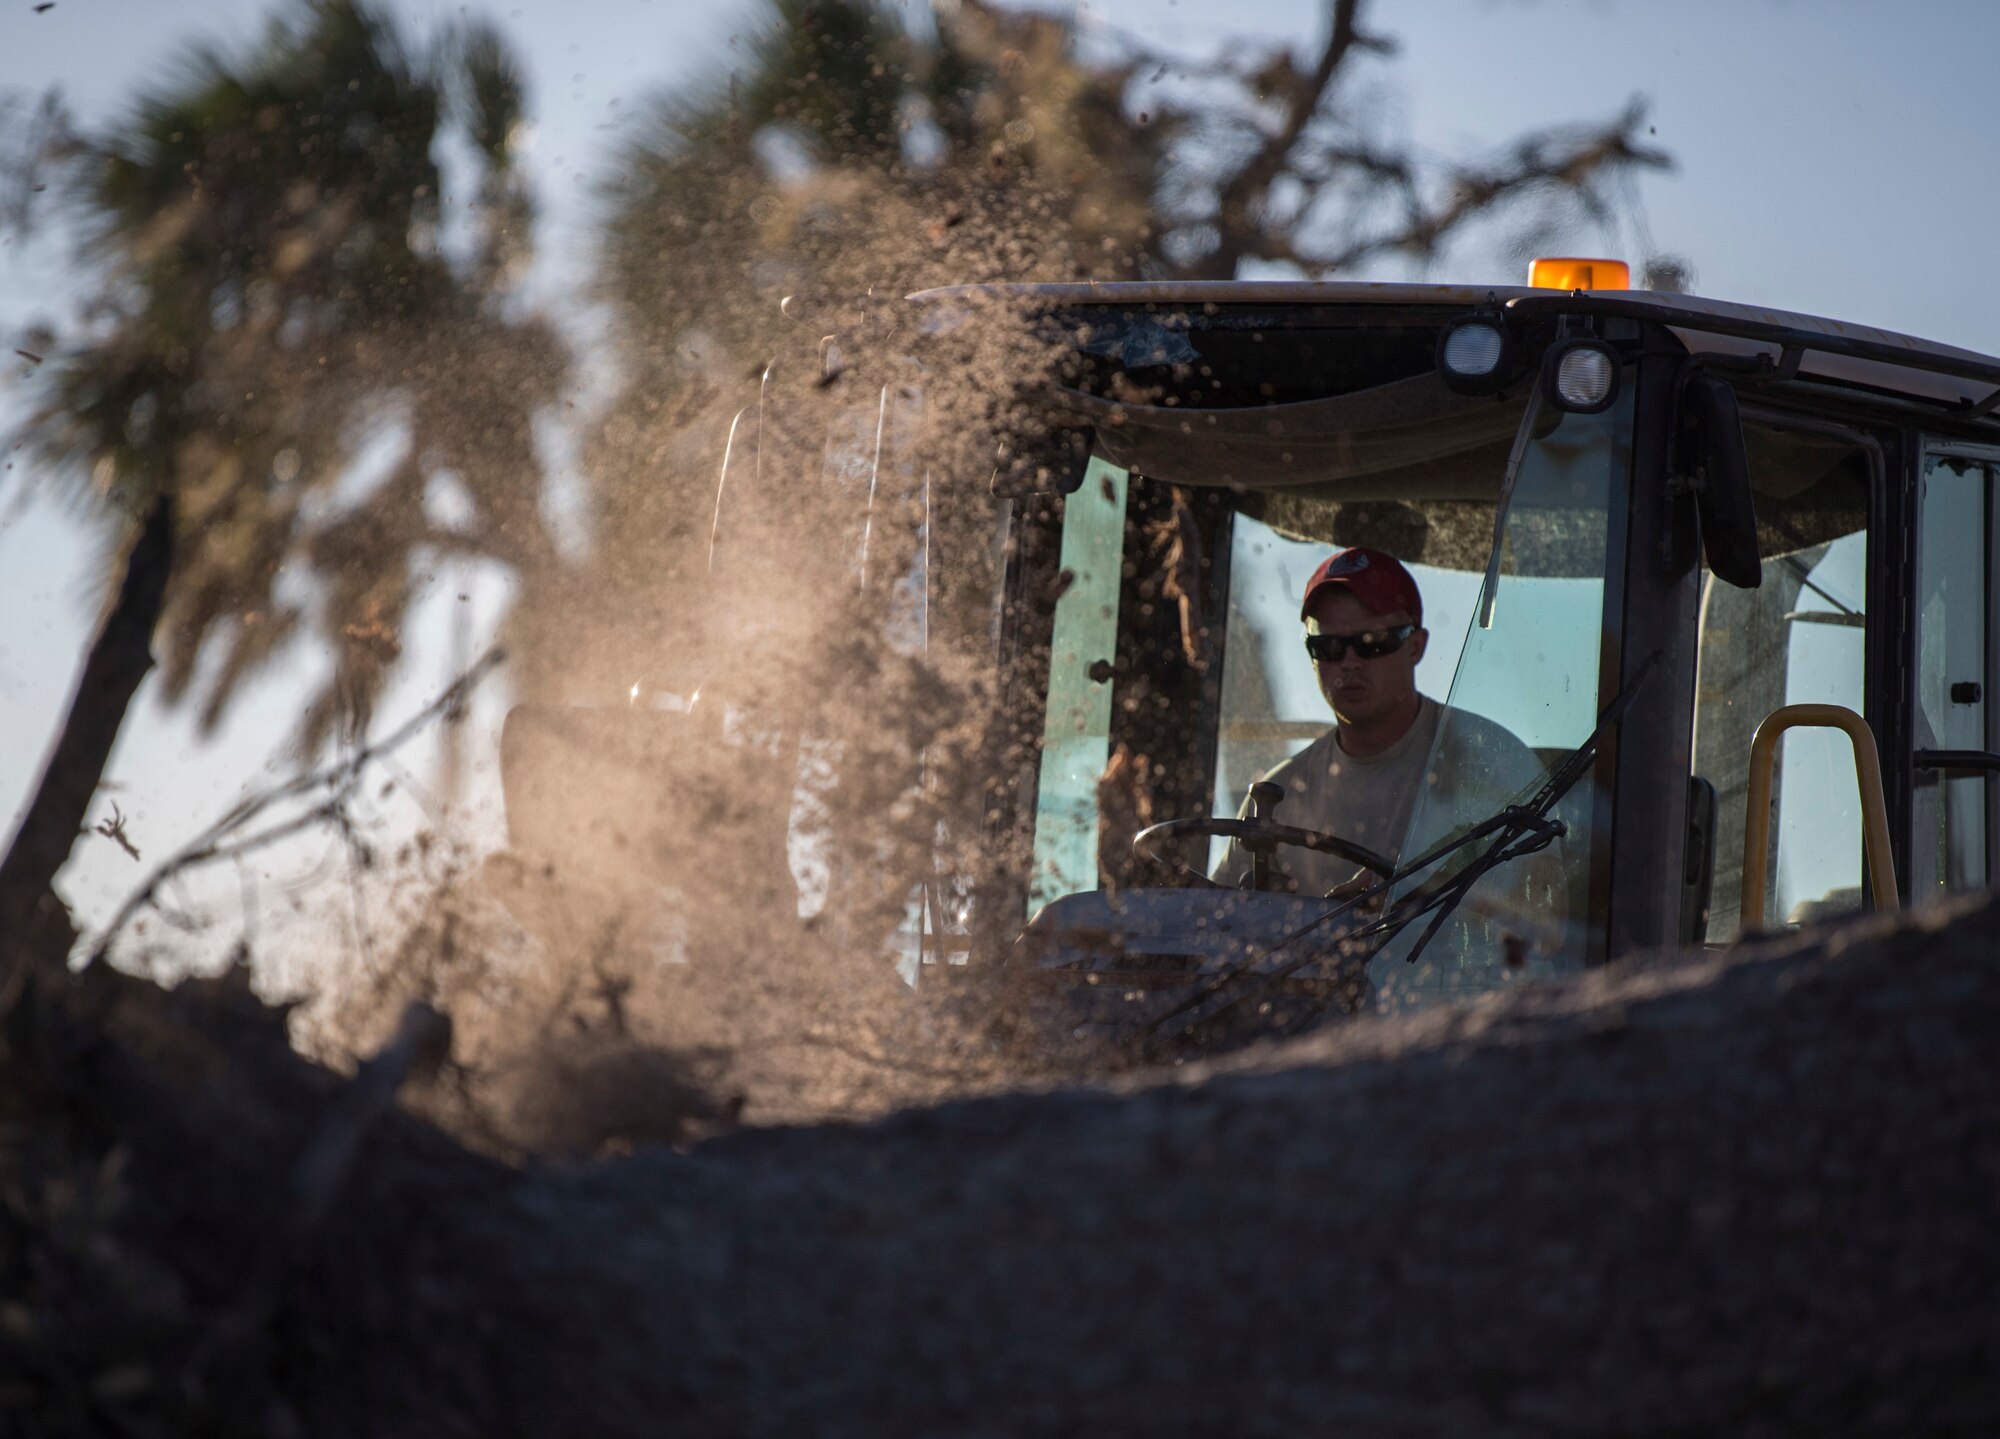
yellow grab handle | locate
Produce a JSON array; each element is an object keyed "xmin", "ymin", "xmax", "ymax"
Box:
[{"xmin": 1741, "ymin": 703, "xmax": 1899, "ymax": 931}]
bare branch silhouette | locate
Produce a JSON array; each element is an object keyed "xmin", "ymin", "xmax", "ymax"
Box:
[{"xmin": 82, "ymin": 647, "xmax": 506, "ymax": 969}]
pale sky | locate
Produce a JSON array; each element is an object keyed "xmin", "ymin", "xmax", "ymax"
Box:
[{"xmin": 4, "ymin": 0, "xmax": 1998, "ymax": 948}]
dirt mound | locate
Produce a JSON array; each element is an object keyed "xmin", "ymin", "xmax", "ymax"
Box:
[{"xmin": 6, "ymin": 892, "xmax": 1999, "ymax": 1436}]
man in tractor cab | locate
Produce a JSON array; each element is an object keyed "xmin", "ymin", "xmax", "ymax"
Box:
[{"xmin": 1213, "ymin": 547, "xmax": 1545, "ymax": 901}]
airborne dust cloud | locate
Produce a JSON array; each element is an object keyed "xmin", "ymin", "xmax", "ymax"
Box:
[
  {"xmin": 3, "ymin": 0, "xmax": 1680, "ymax": 1149},
  {"xmin": 305, "ymin": 108, "xmax": 1167, "ymax": 1150},
  {"xmin": 33, "ymin": 0, "xmax": 1188, "ymax": 1151}
]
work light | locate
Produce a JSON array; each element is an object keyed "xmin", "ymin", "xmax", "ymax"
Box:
[
  {"xmin": 1542, "ymin": 337, "xmax": 1621, "ymax": 413},
  {"xmin": 1435, "ymin": 314, "xmax": 1516, "ymax": 394}
]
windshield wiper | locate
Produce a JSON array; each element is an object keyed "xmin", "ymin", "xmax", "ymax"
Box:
[
  {"xmin": 1138, "ymin": 650, "xmax": 1662, "ymax": 1042},
  {"xmin": 1360, "ymin": 647, "xmax": 1664, "ymax": 966}
]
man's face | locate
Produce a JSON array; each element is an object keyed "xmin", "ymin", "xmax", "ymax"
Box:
[{"xmin": 1305, "ymin": 588, "xmax": 1427, "ymax": 727}]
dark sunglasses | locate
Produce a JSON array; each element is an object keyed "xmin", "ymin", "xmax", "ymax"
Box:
[{"xmin": 1304, "ymin": 623, "xmax": 1418, "ymax": 664}]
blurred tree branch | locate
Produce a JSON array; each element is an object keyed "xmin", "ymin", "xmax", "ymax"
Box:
[
  {"xmin": 1203, "ymin": 0, "xmax": 1383, "ymax": 278},
  {"xmin": 1155, "ymin": 2, "xmax": 1671, "ymax": 279},
  {"xmin": 81, "ymin": 647, "xmax": 505, "ymax": 971}
]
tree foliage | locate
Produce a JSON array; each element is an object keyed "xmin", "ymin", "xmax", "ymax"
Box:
[
  {"xmin": 571, "ymin": 0, "xmax": 1674, "ymax": 692},
  {"xmin": 19, "ymin": 0, "xmax": 562, "ymax": 752},
  {"xmin": 11, "ymin": 0, "xmax": 1676, "ymax": 752},
  {"xmin": 593, "ymin": 0, "xmax": 1672, "ymax": 356}
]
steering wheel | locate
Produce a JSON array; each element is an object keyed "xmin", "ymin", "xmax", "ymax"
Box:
[{"xmin": 1132, "ymin": 781, "xmax": 1395, "ymax": 892}]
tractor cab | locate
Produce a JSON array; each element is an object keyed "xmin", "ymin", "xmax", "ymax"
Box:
[{"xmin": 507, "ymin": 262, "xmax": 2000, "ymax": 1055}]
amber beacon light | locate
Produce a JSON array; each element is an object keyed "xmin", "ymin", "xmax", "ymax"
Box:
[{"xmin": 1528, "ymin": 256, "xmax": 1631, "ymax": 291}]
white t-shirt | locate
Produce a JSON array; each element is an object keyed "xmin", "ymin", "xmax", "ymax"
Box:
[{"xmin": 1213, "ymin": 696, "xmax": 1544, "ymax": 896}]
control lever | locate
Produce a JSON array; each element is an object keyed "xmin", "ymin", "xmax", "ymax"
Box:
[{"xmin": 1247, "ymin": 781, "xmax": 1285, "ymax": 891}]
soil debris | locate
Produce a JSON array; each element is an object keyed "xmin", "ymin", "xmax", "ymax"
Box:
[{"xmin": 4, "ymin": 893, "xmax": 1998, "ymax": 1435}]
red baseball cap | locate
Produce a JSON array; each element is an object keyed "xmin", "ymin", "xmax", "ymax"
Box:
[{"xmin": 1300, "ymin": 546, "xmax": 1423, "ymax": 625}]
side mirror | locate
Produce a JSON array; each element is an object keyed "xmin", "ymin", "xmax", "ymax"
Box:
[{"xmin": 1677, "ymin": 372, "xmax": 1762, "ymax": 589}]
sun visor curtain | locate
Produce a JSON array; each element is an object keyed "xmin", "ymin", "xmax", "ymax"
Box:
[{"xmin": 1050, "ymin": 372, "xmax": 1528, "ymax": 496}]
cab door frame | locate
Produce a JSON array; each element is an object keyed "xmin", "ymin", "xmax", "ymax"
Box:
[
  {"xmin": 1602, "ymin": 332, "xmax": 1702, "ymax": 960},
  {"xmin": 1629, "ymin": 369, "xmax": 1899, "ymax": 953},
  {"xmin": 1907, "ymin": 436, "xmax": 2000, "ymax": 894}
]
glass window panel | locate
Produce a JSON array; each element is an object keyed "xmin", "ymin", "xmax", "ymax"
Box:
[
  {"xmin": 1027, "ymin": 459, "xmax": 1128, "ymax": 913},
  {"xmin": 1375, "ymin": 394, "xmax": 1628, "ymax": 1006},
  {"xmin": 1692, "ymin": 434, "xmax": 1870, "ymax": 941},
  {"xmin": 1208, "ymin": 516, "xmax": 1475, "ymax": 873},
  {"xmin": 1772, "ymin": 535, "xmax": 1869, "ymax": 922},
  {"xmin": 1912, "ymin": 455, "xmax": 1991, "ymax": 897}
]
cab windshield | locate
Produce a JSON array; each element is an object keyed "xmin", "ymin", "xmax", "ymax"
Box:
[{"xmin": 1025, "ymin": 328, "xmax": 1633, "ymax": 1006}]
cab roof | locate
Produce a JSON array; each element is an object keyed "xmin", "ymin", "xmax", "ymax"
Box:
[{"xmin": 908, "ymin": 280, "xmax": 2000, "ymax": 416}]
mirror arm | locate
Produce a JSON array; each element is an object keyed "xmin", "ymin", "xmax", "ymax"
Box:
[
  {"xmin": 1961, "ymin": 386, "xmax": 2000, "ymax": 420},
  {"xmin": 1679, "ymin": 344, "xmax": 1803, "ymax": 387}
]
